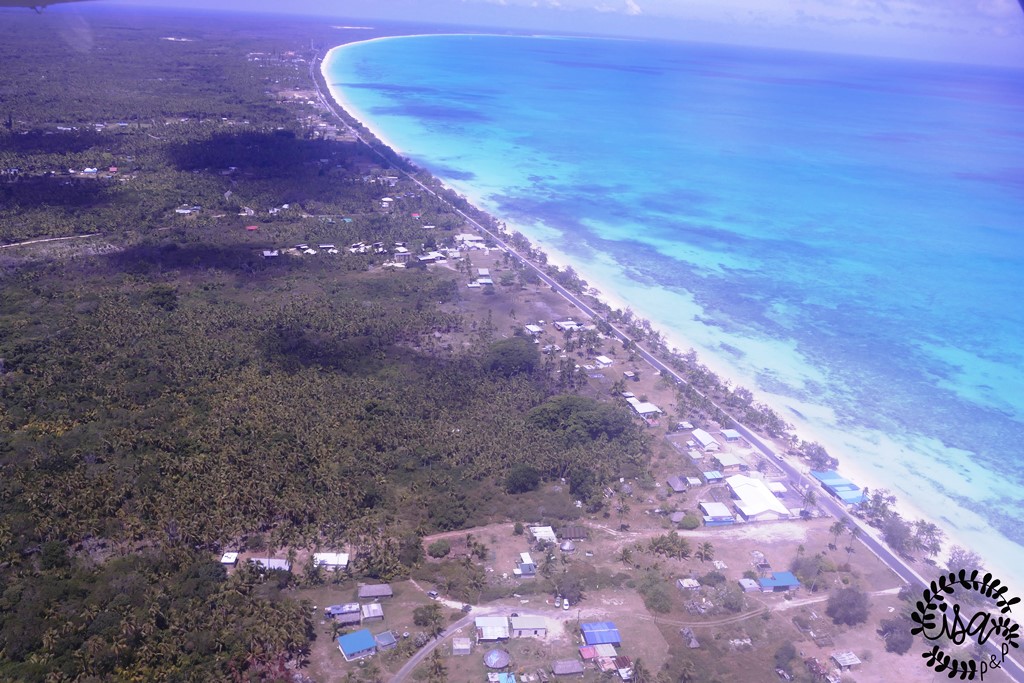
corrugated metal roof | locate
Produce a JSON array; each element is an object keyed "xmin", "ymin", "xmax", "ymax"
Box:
[
  {"xmin": 337, "ymin": 629, "xmax": 375, "ymax": 658},
  {"xmin": 510, "ymin": 616, "xmax": 547, "ymax": 631},
  {"xmin": 358, "ymin": 584, "xmax": 393, "ymax": 598},
  {"xmin": 552, "ymin": 659, "xmax": 585, "ymax": 675},
  {"xmin": 581, "ymin": 622, "xmax": 621, "ymax": 645}
]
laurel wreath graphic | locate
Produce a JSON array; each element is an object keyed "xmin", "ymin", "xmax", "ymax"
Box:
[{"xmin": 910, "ymin": 570, "xmax": 1021, "ymax": 680}]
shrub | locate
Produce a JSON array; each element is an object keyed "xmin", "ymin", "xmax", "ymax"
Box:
[
  {"xmin": 427, "ymin": 539, "xmax": 451, "ymax": 558},
  {"xmin": 700, "ymin": 570, "xmax": 726, "ymax": 586},
  {"xmin": 678, "ymin": 513, "xmax": 701, "ymax": 530}
]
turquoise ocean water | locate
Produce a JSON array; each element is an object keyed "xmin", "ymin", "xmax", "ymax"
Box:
[{"xmin": 323, "ymin": 35, "xmax": 1024, "ymax": 585}]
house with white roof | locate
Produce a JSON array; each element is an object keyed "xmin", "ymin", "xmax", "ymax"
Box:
[
  {"xmin": 721, "ymin": 428, "xmax": 742, "ymax": 442},
  {"xmin": 726, "ymin": 475, "xmax": 792, "ymax": 522},
  {"xmin": 529, "ymin": 526, "xmax": 558, "ymax": 544},
  {"xmin": 510, "ymin": 616, "xmax": 548, "ymax": 638},
  {"xmin": 699, "ymin": 501, "xmax": 734, "ymax": 526},
  {"xmin": 475, "ymin": 616, "xmax": 510, "ymax": 642},
  {"xmin": 713, "ymin": 452, "xmax": 746, "ymax": 474},
  {"xmin": 454, "ymin": 233, "xmax": 486, "ymax": 249},
  {"xmin": 251, "ymin": 558, "xmax": 291, "ymax": 572},
  {"xmin": 594, "ymin": 355, "xmax": 614, "ymax": 368},
  {"xmin": 626, "ymin": 397, "xmax": 662, "ymax": 417},
  {"xmin": 313, "ymin": 552, "xmax": 349, "ymax": 571},
  {"xmin": 691, "ymin": 428, "xmax": 721, "ymax": 452}
]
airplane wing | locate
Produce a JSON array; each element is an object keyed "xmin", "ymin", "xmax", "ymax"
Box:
[{"xmin": 0, "ymin": 0, "xmax": 95, "ymax": 11}]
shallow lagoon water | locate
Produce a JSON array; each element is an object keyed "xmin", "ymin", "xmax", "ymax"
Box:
[{"xmin": 324, "ymin": 35, "xmax": 1024, "ymax": 586}]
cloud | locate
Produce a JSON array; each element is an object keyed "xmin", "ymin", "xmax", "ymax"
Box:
[{"xmin": 625, "ymin": 0, "xmax": 642, "ymax": 15}]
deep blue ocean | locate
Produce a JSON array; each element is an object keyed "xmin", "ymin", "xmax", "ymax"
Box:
[{"xmin": 323, "ymin": 35, "xmax": 1024, "ymax": 584}]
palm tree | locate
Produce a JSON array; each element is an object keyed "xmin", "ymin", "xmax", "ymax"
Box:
[
  {"xmin": 427, "ymin": 649, "xmax": 447, "ymax": 683},
  {"xmin": 845, "ymin": 525, "xmax": 860, "ymax": 562},
  {"xmin": 631, "ymin": 657, "xmax": 651, "ymax": 683},
  {"xmin": 695, "ymin": 542, "xmax": 714, "ymax": 563},
  {"xmin": 678, "ymin": 658, "xmax": 699, "ymax": 683},
  {"xmin": 829, "ymin": 520, "xmax": 847, "ymax": 549},
  {"xmin": 618, "ymin": 546, "xmax": 634, "ymax": 567}
]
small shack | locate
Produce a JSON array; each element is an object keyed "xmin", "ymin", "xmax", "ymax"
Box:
[
  {"xmin": 666, "ymin": 476, "xmax": 687, "ymax": 493},
  {"xmin": 374, "ymin": 631, "xmax": 397, "ymax": 651},
  {"xmin": 360, "ymin": 603, "xmax": 384, "ymax": 622},
  {"xmin": 831, "ymin": 652, "xmax": 861, "ymax": 671},
  {"xmin": 680, "ymin": 628, "xmax": 700, "ymax": 649},
  {"xmin": 516, "ymin": 552, "xmax": 536, "ymax": 578},
  {"xmin": 452, "ymin": 637, "xmax": 472, "ymax": 656},
  {"xmin": 552, "ymin": 659, "xmax": 585, "ymax": 676},
  {"xmin": 676, "ymin": 578, "xmax": 701, "ymax": 591}
]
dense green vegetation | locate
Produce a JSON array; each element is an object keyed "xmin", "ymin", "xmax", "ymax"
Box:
[{"xmin": 0, "ymin": 9, "xmax": 654, "ymax": 680}]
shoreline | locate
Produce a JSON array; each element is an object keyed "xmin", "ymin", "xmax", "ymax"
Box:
[{"xmin": 318, "ymin": 35, "xmax": 1021, "ymax": 593}]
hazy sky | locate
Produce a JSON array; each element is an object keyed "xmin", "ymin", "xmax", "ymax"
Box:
[{"xmin": 106, "ymin": 0, "xmax": 1024, "ymax": 67}]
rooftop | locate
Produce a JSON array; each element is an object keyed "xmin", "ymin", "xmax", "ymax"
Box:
[
  {"xmin": 358, "ymin": 583, "xmax": 393, "ymax": 598},
  {"xmin": 529, "ymin": 526, "xmax": 557, "ymax": 543},
  {"xmin": 510, "ymin": 616, "xmax": 547, "ymax": 631},
  {"xmin": 727, "ymin": 474, "xmax": 791, "ymax": 518},
  {"xmin": 337, "ymin": 629, "xmax": 375, "ymax": 658},
  {"xmin": 759, "ymin": 571, "xmax": 801, "ymax": 588},
  {"xmin": 580, "ymin": 621, "xmax": 621, "ymax": 646},
  {"xmin": 699, "ymin": 501, "xmax": 733, "ymax": 519},
  {"xmin": 831, "ymin": 651, "xmax": 862, "ymax": 667}
]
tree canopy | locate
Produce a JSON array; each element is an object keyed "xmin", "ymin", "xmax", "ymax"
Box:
[{"xmin": 826, "ymin": 587, "xmax": 871, "ymax": 626}]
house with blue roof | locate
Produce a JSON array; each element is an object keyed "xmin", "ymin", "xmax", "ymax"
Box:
[
  {"xmin": 758, "ymin": 571, "xmax": 801, "ymax": 593},
  {"xmin": 811, "ymin": 471, "xmax": 866, "ymax": 506},
  {"xmin": 580, "ymin": 621, "xmax": 621, "ymax": 647},
  {"xmin": 337, "ymin": 628, "xmax": 376, "ymax": 661}
]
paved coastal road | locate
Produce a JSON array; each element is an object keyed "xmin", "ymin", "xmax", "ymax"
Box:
[{"xmin": 310, "ymin": 56, "xmax": 1024, "ymax": 683}]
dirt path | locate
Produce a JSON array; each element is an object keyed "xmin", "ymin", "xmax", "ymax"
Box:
[
  {"xmin": 0, "ymin": 233, "xmax": 102, "ymax": 249},
  {"xmin": 637, "ymin": 586, "xmax": 902, "ymax": 631}
]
